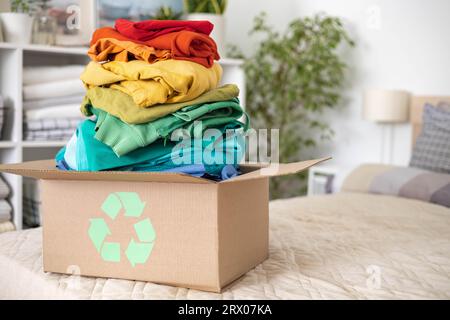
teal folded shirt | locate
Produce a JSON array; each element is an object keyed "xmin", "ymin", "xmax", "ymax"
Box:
[
  {"xmin": 55, "ymin": 119, "xmax": 245, "ymax": 176},
  {"xmin": 84, "ymin": 98, "xmax": 249, "ymax": 157}
]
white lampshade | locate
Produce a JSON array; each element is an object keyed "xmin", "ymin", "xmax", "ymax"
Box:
[{"xmin": 363, "ymin": 89, "xmax": 410, "ymax": 123}]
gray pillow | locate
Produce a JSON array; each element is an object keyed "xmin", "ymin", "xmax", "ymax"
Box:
[
  {"xmin": 342, "ymin": 164, "xmax": 450, "ymax": 208},
  {"xmin": 410, "ymin": 104, "xmax": 450, "ymax": 174}
]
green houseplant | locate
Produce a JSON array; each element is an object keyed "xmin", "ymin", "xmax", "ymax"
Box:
[
  {"xmin": 153, "ymin": 6, "xmax": 183, "ymax": 20},
  {"xmin": 139, "ymin": 5, "xmax": 183, "ymax": 21},
  {"xmin": 232, "ymin": 13, "xmax": 354, "ymax": 199},
  {"xmin": 11, "ymin": 0, "xmax": 32, "ymax": 12},
  {"xmin": 0, "ymin": 0, "xmax": 34, "ymax": 44},
  {"xmin": 184, "ymin": 0, "xmax": 228, "ymax": 56},
  {"xmin": 183, "ymin": 0, "xmax": 227, "ymax": 14}
]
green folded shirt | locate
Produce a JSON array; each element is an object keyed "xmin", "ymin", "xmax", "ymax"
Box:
[
  {"xmin": 55, "ymin": 119, "xmax": 245, "ymax": 176},
  {"xmin": 81, "ymin": 84, "xmax": 240, "ymax": 124},
  {"xmin": 88, "ymin": 98, "xmax": 249, "ymax": 157}
]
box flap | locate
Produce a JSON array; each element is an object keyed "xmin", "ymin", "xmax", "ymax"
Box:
[
  {"xmin": 222, "ymin": 157, "xmax": 331, "ymax": 183},
  {"xmin": 0, "ymin": 157, "xmax": 330, "ymax": 184},
  {"xmin": 0, "ymin": 160, "xmax": 215, "ymax": 184}
]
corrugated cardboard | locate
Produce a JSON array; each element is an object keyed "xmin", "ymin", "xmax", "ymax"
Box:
[{"xmin": 0, "ymin": 157, "xmax": 329, "ymax": 292}]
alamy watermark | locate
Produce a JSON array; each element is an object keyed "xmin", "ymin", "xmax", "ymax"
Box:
[
  {"xmin": 66, "ymin": 5, "xmax": 81, "ymax": 30},
  {"xmin": 366, "ymin": 5, "xmax": 382, "ymax": 30},
  {"xmin": 366, "ymin": 265, "xmax": 382, "ymax": 290},
  {"xmin": 168, "ymin": 121, "xmax": 280, "ymax": 175}
]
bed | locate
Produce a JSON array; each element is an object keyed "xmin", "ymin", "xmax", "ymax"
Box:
[
  {"xmin": 0, "ymin": 193, "xmax": 449, "ymax": 299},
  {"xmin": 0, "ymin": 96, "xmax": 449, "ymax": 299}
]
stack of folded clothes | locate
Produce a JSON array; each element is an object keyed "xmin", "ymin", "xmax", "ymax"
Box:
[
  {"xmin": 0, "ymin": 174, "xmax": 14, "ymax": 233},
  {"xmin": 56, "ymin": 19, "xmax": 249, "ymax": 181},
  {"xmin": 23, "ymin": 65, "xmax": 86, "ymax": 141}
]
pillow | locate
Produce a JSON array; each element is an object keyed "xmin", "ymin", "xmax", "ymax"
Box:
[
  {"xmin": 437, "ymin": 101, "xmax": 450, "ymax": 111},
  {"xmin": 342, "ymin": 164, "xmax": 450, "ymax": 208},
  {"xmin": 410, "ymin": 103, "xmax": 450, "ymax": 174}
]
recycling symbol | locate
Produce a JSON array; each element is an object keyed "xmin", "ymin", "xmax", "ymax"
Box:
[{"xmin": 88, "ymin": 192, "xmax": 156, "ymax": 267}]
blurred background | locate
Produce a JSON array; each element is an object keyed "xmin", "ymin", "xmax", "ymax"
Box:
[{"xmin": 0, "ymin": 0, "xmax": 449, "ymax": 230}]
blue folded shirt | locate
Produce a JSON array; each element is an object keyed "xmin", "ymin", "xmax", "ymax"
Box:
[{"xmin": 56, "ymin": 119, "xmax": 244, "ymax": 181}]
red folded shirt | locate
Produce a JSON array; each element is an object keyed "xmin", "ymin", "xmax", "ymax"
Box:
[
  {"xmin": 145, "ymin": 30, "xmax": 220, "ymax": 68},
  {"xmin": 115, "ymin": 19, "xmax": 214, "ymax": 42}
]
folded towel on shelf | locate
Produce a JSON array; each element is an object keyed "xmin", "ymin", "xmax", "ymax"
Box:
[
  {"xmin": 0, "ymin": 200, "xmax": 12, "ymax": 223},
  {"xmin": 24, "ymin": 104, "xmax": 82, "ymax": 121},
  {"xmin": 23, "ymin": 65, "xmax": 85, "ymax": 86},
  {"xmin": 0, "ymin": 175, "xmax": 10, "ymax": 199},
  {"xmin": 23, "ymin": 105, "xmax": 83, "ymax": 141},
  {"xmin": 23, "ymin": 95, "xmax": 83, "ymax": 110},
  {"xmin": 23, "ymin": 79, "xmax": 85, "ymax": 101},
  {"xmin": 24, "ymin": 118, "xmax": 82, "ymax": 131},
  {"xmin": 24, "ymin": 128, "xmax": 75, "ymax": 141},
  {"xmin": 0, "ymin": 221, "xmax": 15, "ymax": 234},
  {"xmin": 23, "ymin": 178, "xmax": 41, "ymax": 228}
]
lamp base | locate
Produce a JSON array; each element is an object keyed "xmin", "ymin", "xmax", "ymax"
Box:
[{"xmin": 380, "ymin": 123, "xmax": 395, "ymax": 164}]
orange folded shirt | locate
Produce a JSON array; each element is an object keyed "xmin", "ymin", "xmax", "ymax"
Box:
[
  {"xmin": 90, "ymin": 27, "xmax": 220, "ymax": 68},
  {"xmin": 88, "ymin": 38, "xmax": 171, "ymax": 63},
  {"xmin": 88, "ymin": 27, "xmax": 171, "ymax": 64}
]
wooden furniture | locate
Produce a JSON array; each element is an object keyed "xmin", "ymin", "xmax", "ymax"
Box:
[{"xmin": 410, "ymin": 95, "xmax": 450, "ymax": 145}]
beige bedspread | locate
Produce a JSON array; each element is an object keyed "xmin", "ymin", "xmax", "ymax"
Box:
[{"xmin": 1, "ymin": 193, "xmax": 449, "ymax": 299}]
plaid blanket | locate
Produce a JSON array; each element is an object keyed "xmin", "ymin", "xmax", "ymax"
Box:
[{"xmin": 23, "ymin": 178, "xmax": 41, "ymax": 228}]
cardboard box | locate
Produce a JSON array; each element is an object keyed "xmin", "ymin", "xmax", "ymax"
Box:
[{"xmin": 0, "ymin": 157, "xmax": 328, "ymax": 292}]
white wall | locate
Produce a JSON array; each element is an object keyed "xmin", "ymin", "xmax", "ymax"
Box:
[{"xmin": 225, "ymin": 0, "xmax": 450, "ymax": 168}]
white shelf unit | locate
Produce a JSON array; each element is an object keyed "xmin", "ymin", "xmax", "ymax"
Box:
[{"xmin": 0, "ymin": 43, "xmax": 245, "ymax": 230}]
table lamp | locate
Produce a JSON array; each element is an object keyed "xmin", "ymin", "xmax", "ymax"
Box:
[{"xmin": 363, "ymin": 89, "xmax": 410, "ymax": 163}]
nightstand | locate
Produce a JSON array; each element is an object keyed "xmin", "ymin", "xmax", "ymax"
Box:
[{"xmin": 307, "ymin": 164, "xmax": 353, "ymax": 196}]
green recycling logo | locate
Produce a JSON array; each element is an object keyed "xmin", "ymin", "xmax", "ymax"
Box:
[{"xmin": 88, "ymin": 192, "xmax": 156, "ymax": 267}]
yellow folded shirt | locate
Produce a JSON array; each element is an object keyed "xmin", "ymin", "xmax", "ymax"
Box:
[
  {"xmin": 81, "ymin": 84, "xmax": 240, "ymax": 124},
  {"xmin": 80, "ymin": 59, "xmax": 222, "ymax": 108}
]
